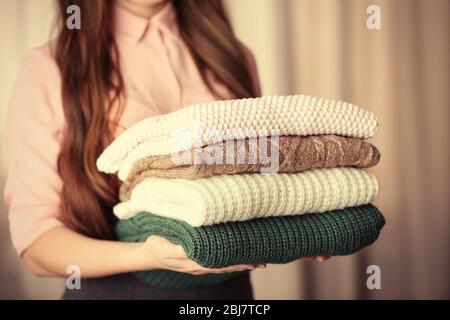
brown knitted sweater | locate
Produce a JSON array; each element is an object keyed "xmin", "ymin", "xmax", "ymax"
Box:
[{"xmin": 120, "ymin": 135, "xmax": 380, "ymax": 201}]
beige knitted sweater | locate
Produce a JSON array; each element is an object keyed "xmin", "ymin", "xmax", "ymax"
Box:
[
  {"xmin": 97, "ymin": 95, "xmax": 378, "ymax": 180},
  {"xmin": 114, "ymin": 168, "xmax": 379, "ymax": 226}
]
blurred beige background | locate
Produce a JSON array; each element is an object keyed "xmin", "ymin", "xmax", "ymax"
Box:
[{"xmin": 1, "ymin": 0, "xmax": 449, "ymax": 299}]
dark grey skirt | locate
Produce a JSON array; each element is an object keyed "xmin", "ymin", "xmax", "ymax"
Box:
[{"xmin": 61, "ymin": 272, "xmax": 253, "ymax": 300}]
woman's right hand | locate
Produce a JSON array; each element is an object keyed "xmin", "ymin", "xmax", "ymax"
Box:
[{"xmin": 138, "ymin": 235, "xmax": 264, "ymax": 275}]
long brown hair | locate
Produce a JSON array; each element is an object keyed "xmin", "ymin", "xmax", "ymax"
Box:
[{"xmin": 55, "ymin": 0, "xmax": 257, "ymax": 240}]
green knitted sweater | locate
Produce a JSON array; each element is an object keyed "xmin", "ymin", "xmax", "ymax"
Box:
[{"xmin": 115, "ymin": 204, "xmax": 385, "ymax": 289}]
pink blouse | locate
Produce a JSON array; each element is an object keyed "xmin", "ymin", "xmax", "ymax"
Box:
[{"xmin": 4, "ymin": 2, "xmax": 261, "ymax": 255}]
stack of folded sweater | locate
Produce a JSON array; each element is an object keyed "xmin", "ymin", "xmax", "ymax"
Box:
[{"xmin": 97, "ymin": 95, "xmax": 385, "ymax": 289}]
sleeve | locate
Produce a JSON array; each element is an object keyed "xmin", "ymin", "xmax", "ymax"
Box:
[
  {"xmin": 241, "ymin": 44, "xmax": 262, "ymax": 97},
  {"xmin": 3, "ymin": 47, "xmax": 66, "ymax": 255}
]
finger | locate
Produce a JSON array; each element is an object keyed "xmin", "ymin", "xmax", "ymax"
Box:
[
  {"xmin": 213, "ymin": 265, "xmax": 257, "ymax": 273},
  {"xmin": 197, "ymin": 265, "xmax": 255, "ymax": 274},
  {"xmin": 227, "ymin": 264, "xmax": 259, "ymax": 270},
  {"xmin": 315, "ymin": 256, "xmax": 329, "ymax": 262}
]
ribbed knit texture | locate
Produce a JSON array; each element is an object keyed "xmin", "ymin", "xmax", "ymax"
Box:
[
  {"xmin": 96, "ymin": 95, "xmax": 378, "ymax": 180},
  {"xmin": 114, "ymin": 168, "xmax": 379, "ymax": 225},
  {"xmin": 120, "ymin": 135, "xmax": 380, "ymax": 200},
  {"xmin": 115, "ymin": 204, "xmax": 385, "ymax": 288}
]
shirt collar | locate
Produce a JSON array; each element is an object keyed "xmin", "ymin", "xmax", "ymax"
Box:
[{"xmin": 113, "ymin": 1, "xmax": 178, "ymax": 43}]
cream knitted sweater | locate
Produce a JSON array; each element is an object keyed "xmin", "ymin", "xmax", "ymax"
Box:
[
  {"xmin": 97, "ymin": 95, "xmax": 378, "ymax": 180},
  {"xmin": 113, "ymin": 168, "xmax": 379, "ymax": 226}
]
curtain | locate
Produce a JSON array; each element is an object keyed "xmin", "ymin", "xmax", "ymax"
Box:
[{"xmin": 228, "ymin": 0, "xmax": 450, "ymax": 299}]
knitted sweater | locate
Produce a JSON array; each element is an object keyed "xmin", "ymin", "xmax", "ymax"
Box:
[
  {"xmin": 96, "ymin": 95, "xmax": 378, "ymax": 180},
  {"xmin": 114, "ymin": 168, "xmax": 379, "ymax": 225},
  {"xmin": 120, "ymin": 135, "xmax": 380, "ymax": 200},
  {"xmin": 115, "ymin": 204, "xmax": 385, "ymax": 288}
]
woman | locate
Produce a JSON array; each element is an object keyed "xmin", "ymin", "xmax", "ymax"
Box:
[{"xmin": 4, "ymin": 0, "xmax": 326, "ymax": 299}]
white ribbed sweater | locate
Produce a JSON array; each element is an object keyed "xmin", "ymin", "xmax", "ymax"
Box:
[
  {"xmin": 113, "ymin": 168, "xmax": 379, "ymax": 226},
  {"xmin": 97, "ymin": 95, "xmax": 378, "ymax": 180}
]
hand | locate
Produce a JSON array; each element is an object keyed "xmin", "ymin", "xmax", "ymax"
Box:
[{"xmin": 140, "ymin": 235, "xmax": 264, "ymax": 275}]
